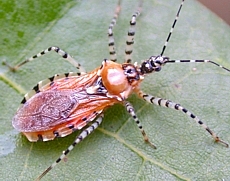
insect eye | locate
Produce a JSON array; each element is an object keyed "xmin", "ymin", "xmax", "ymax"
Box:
[
  {"xmin": 125, "ymin": 68, "xmax": 135, "ymax": 76},
  {"xmin": 155, "ymin": 67, "xmax": 161, "ymax": 72},
  {"xmin": 123, "ymin": 65, "xmax": 140, "ymax": 83},
  {"xmin": 126, "ymin": 68, "xmax": 133, "ymax": 74}
]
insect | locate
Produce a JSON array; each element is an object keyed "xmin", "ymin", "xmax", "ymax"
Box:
[{"xmin": 4, "ymin": 0, "xmax": 229, "ymax": 180}]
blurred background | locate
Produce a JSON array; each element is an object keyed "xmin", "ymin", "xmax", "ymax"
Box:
[{"xmin": 198, "ymin": 0, "xmax": 230, "ymax": 26}]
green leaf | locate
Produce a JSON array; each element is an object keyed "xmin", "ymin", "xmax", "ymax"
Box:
[{"xmin": 1, "ymin": 0, "xmax": 230, "ymax": 180}]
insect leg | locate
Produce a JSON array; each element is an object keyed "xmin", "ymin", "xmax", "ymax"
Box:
[
  {"xmin": 35, "ymin": 115, "xmax": 103, "ymax": 181},
  {"xmin": 3, "ymin": 46, "xmax": 86, "ymax": 73},
  {"xmin": 138, "ymin": 90, "xmax": 229, "ymax": 147},
  {"xmin": 125, "ymin": 101, "xmax": 157, "ymax": 149},
  {"xmin": 108, "ymin": 0, "xmax": 121, "ymax": 62},
  {"xmin": 125, "ymin": 0, "xmax": 142, "ymax": 63}
]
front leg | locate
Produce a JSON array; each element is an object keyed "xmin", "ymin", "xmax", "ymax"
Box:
[
  {"xmin": 138, "ymin": 91, "xmax": 228, "ymax": 147},
  {"xmin": 137, "ymin": 90, "xmax": 229, "ymax": 147}
]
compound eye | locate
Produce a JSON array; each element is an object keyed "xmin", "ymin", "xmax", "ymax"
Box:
[
  {"xmin": 123, "ymin": 64, "xmax": 140, "ymax": 83},
  {"xmin": 125, "ymin": 67, "xmax": 134, "ymax": 74},
  {"xmin": 155, "ymin": 67, "xmax": 161, "ymax": 72}
]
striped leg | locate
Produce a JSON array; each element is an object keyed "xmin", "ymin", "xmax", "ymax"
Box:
[
  {"xmin": 125, "ymin": 1, "xmax": 142, "ymax": 63},
  {"xmin": 3, "ymin": 46, "xmax": 86, "ymax": 73},
  {"xmin": 138, "ymin": 91, "xmax": 229, "ymax": 147},
  {"xmin": 108, "ymin": 0, "xmax": 121, "ymax": 62},
  {"xmin": 125, "ymin": 101, "xmax": 157, "ymax": 149},
  {"xmin": 35, "ymin": 115, "xmax": 103, "ymax": 181}
]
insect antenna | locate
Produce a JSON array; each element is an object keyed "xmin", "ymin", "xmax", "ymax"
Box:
[
  {"xmin": 160, "ymin": 0, "xmax": 184, "ymax": 56},
  {"xmin": 140, "ymin": 0, "xmax": 230, "ymax": 75},
  {"xmin": 165, "ymin": 59, "xmax": 230, "ymax": 72}
]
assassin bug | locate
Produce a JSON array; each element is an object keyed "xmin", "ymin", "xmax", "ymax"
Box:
[{"xmin": 4, "ymin": 0, "xmax": 230, "ymax": 180}]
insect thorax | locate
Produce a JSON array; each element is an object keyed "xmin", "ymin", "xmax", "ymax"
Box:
[{"xmin": 97, "ymin": 60, "xmax": 142, "ymax": 100}]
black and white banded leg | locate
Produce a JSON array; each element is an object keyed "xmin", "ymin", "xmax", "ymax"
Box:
[
  {"xmin": 3, "ymin": 46, "xmax": 86, "ymax": 73},
  {"xmin": 108, "ymin": 0, "xmax": 121, "ymax": 62},
  {"xmin": 35, "ymin": 115, "xmax": 104, "ymax": 181},
  {"xmin": 125, "ymin": 1, "xmax": 142, "ymax": 63},
  {"xmin": 125, "ymin": 101, "xmax": 157, "ymax": 149},
  {"xmin": 19, "ymin": 72, "xmax": 83, "ymax": 107},
  {"xmin": 138, "ymin": 91, "xmax": 229, "ymax": 147}
]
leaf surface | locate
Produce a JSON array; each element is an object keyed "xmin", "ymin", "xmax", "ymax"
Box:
[{"xmin": 0, "ymin": 0, "xmax": 230, "ymax": 180}]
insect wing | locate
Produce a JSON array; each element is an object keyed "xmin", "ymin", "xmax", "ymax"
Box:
[{"xmin": 12, "ymin": 70, "xmax": 119, "ymax": 141}]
